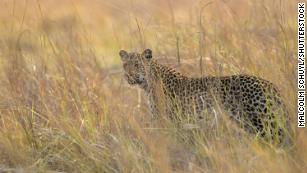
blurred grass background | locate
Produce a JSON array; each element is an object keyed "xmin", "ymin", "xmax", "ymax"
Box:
[{"xmin": 0, "ymin": 0, "xmax": 305, "ymax": 172}]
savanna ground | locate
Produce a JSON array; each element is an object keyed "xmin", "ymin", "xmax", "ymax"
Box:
[{"xmin": 0, "ymin": 0, "xmax": 306, "ymax": 172}]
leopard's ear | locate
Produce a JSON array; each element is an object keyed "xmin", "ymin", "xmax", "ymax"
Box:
[
  {"xmin": 119, "ymin": 50, "xmax": 129, "ymax": 61},
  {"xmin": 142, "ymin": 49, "xmax": 152, "ymax": 60}
]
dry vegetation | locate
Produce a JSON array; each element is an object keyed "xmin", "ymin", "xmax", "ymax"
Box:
[{"xmin": 0, "ymin": 0, "xmax": 305, "ymax": 172}]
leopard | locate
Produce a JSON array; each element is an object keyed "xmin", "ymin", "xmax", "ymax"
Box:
[{"xmin": 119, "ymin": 48, "xmax": 292, "ymax": 146}]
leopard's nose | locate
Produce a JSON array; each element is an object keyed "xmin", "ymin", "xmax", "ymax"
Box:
[{"xmin": 139, "ymin": 74, "xmax": 145, "ymax": 81}]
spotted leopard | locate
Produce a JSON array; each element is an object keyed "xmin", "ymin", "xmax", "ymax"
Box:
[{"xmin": 119, "ymin": 49, "xmax": 292, "ymax": 146}]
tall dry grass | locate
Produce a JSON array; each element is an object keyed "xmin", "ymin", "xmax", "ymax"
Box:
[{"xmin": 0, "ymin": 0, "xmax": 305, "ymax": 172}]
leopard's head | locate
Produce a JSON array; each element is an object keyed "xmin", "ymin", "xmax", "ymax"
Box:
[{"xmin": 119, "ymin": 49, "xmax": 152, "ymax": 86}]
